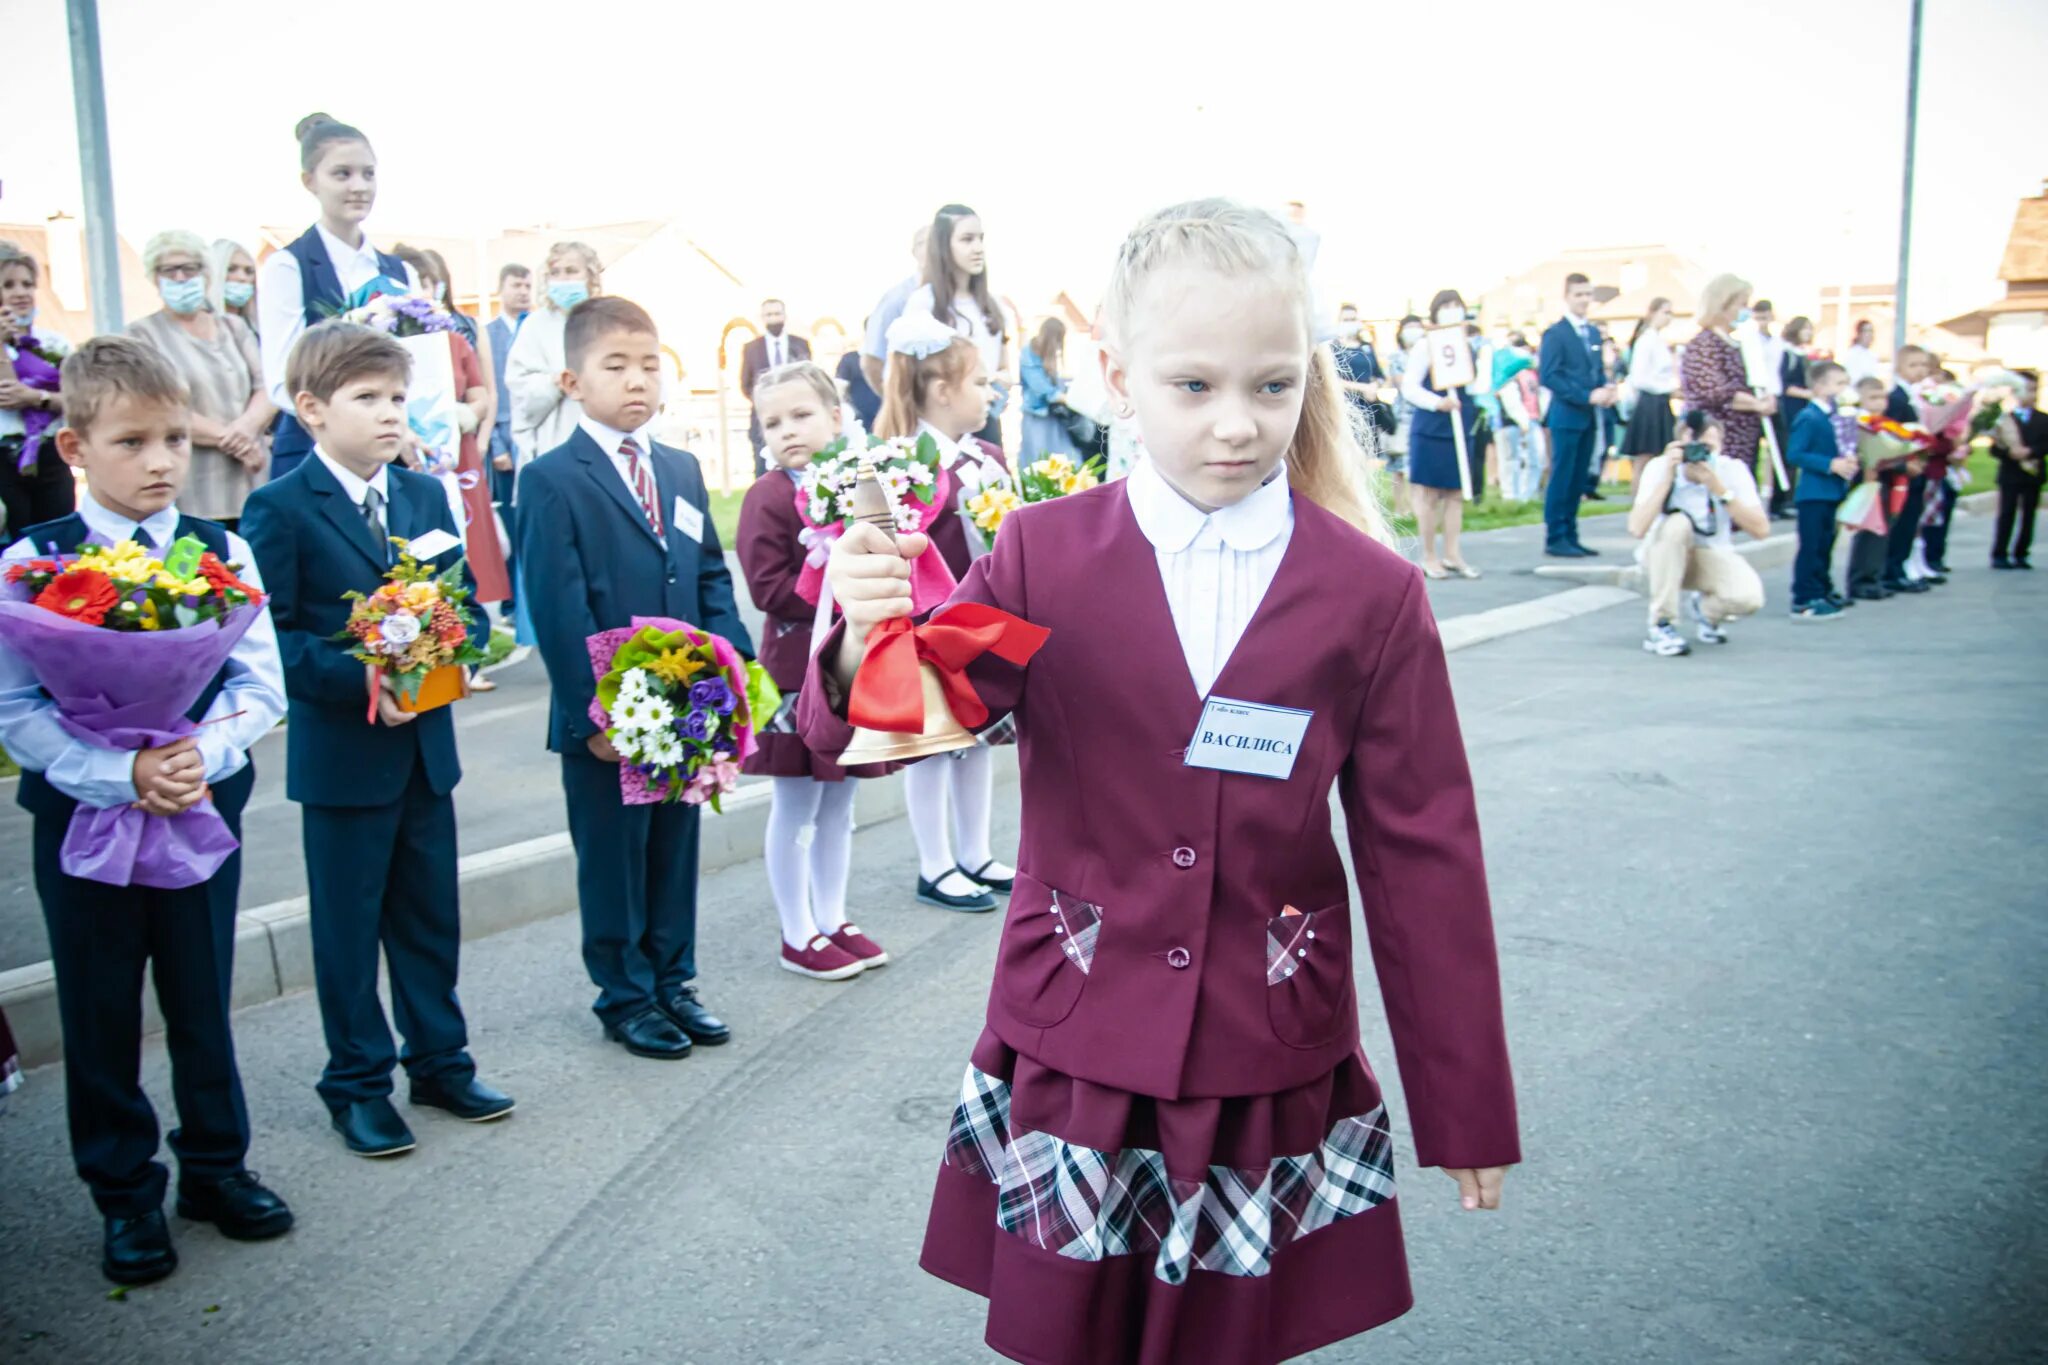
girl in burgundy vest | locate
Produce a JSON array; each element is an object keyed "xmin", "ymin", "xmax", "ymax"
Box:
[
  {"xmin": 736, "ymin": 363, "xmax": 891, "ymax": 981},
  {"xmin": 804, "ymin": 201, "xmax": 1520, "ymax": 1364}
]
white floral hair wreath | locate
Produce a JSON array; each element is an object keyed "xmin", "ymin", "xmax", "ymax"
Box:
[{"xmin": 885, "ymin": 311, "xmax": 961, "ymax": 360}]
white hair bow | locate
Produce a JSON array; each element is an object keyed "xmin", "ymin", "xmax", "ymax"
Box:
[{"xmin": 885, "ymin": 312, "xmax": 960, "ymax": 360}]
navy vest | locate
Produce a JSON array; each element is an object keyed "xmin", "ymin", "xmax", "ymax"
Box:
[
  {"xmin": 1411, "ymin": 359, "xmax": 1476, "ymax": 444},
  {"xmin": 14, "ymin": 514, "xmax": 242, "ymax": 819},
  {"xmin": 270, "ymin": 227, "xmax": 409, "ymax": 471}
]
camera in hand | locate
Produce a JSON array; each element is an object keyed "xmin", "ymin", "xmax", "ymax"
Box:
[{"xmin": 1682, "ymin": 442, "xmax": 1713, "ymax": 464}]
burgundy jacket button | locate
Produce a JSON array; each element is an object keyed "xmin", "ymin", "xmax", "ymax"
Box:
[
  {"xmin": 1166, "ymin": 947, "xmax": 1191, "ymax": 969},
  {"xmin": 1171, "ymin": 847, "xmax": 1197, "ymax": 869}
]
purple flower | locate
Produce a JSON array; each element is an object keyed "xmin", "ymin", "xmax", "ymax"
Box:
[
  {"xmin": 690, "ymin": 678, "xmax": 736, "ymax": 714},
  {"xmin": 679, "ymin": 708, "xmax": 711, "ymax": 741}
]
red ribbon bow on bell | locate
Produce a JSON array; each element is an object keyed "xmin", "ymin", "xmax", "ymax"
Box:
[{"xmin": 848, "ymin": 603, "xmax": 1050, "ymax": 734}]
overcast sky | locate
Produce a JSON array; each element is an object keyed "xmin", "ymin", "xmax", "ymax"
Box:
[{"xmin": 5, "ymin": 0, "xmax": 2045, "ymax": 325}]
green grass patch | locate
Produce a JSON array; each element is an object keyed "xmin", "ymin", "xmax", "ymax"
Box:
[
  {"xmin": 0, "ymin": 746, "xmax": 16, "ymax": 779},
  {"xmin": 711, "ymin": 490, "xmax": 746, "ymax": 549},
  {"xmin": 1390, "ymin": 481, "xmax": 1637, "ymax": 538},
  {"xmin": 481, "ymin": 627, "xmax": 518, "ymax": 669}
]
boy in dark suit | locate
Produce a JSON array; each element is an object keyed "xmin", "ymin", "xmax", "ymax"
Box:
[
  {"xmin": 1784, "ymin": 360, "xmax": 1857, "ymax": 619},
  {"xmin": 518, "ymin": 297, "xmax": 754, "ymax": 1059},
  {"xmin": 1879, "ymin": 345, "xmax": 1936, "ymax": 593},
  {"xmin": 1991, "ymin": 370, "xmax": 2044, "ymax": 569},
  {"xmin": 241, "ymin": 322, "xmax": 513, "ymax": 1159},
  {"xmin": 0, "ymin": 338, "xmax": 291, "ymax": 1284},
  {"xmin": 1539, "ymin": 272, "xmax": 1619, "ymax": 556}
]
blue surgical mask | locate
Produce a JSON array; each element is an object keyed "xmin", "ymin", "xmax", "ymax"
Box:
[
  {"xmin": 1735, "ymin": 308, "xmax": 1752, "ymax": 325},
  {"xmin": 222, "ymin": 281, "xmax": 254, "ymax": 308},
  {"xmin": 159, "ymin": 275, "xmax": 207, "ymax": 316},
  {"xmin": 548, "ymin": 281, "xmax": 590, "ymax": 311}
]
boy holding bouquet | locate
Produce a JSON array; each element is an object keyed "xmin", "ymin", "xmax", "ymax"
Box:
[
  {"xmin": 0, "ymin": 337, "xmax": 291, "ymax": 1284},
  {"xmin": 518, "ymin": 297, "xmax": 754, "ymax": 1059},
  {"xmin": 241, "ymin": 321, "xmax": 513, "ymax": 1159}
]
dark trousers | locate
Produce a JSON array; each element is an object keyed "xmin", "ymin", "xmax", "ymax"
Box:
[
  {"xmin": 1543, "ymin": 423, "xmax": 1596, "ymax": 549},
  {"xmin": 1847, "ymin": 528, "xmax": 1890, "ymax": 592},
  {"xmin": 561, "ymin": 750, "xmax": 702, "ymax": 1026},
  {"xmin": 301, "ymin": 757, "xmax": 472, "ymax": 1110},
  {"xmin": 36, "ymin": 765, "xmax": 255, "ymax": 1217},
  {"xmin": 0, "ymin": 443, "xmax": 77, "ymax": 543},
  {"xmin": 1792, "ymin": 501, "xmax": 1841, "ymax": 605},
  {"xmin": 1883, "ymin": 473, "xmax": 1926, "ymax": 581},
  {"xmin": 1994, "ymin": 480, "xmax": 2041, "ymax": 562}
]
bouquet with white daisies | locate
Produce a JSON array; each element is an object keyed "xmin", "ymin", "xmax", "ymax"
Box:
[
  {"xmin": 792, "ymin": 429, "xmax": 958, "ymax": 614},
  {"xmin": 585, "ymin": 619, "xmax": 779, "ymax": 808}
]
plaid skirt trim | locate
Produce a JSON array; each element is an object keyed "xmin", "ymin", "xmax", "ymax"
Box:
[{"xmin": 942, "ymin": 1063, "xmax": 1395, "ymax": 1284}]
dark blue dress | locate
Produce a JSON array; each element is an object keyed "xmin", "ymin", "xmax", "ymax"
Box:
[{"xmin": 1407, "ymin": 365, "xmax": 1479, "ymax": 492}]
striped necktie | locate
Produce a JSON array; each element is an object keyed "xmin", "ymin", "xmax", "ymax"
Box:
[{"xmin": 620, "ymin": 437, "xmax": 663, "ymax": 538}]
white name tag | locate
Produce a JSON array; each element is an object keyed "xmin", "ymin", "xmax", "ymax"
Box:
[
  {"xmin": 404, "ymin": 528, "xmax": 461, "ymax": 561},
  {"xmin": 1184, "ymin": 696, "xmax": 1312, "ymax": 780},
  {"xmin": 673, "ymin": 496, "xmax": 705, "ymax": 543}
]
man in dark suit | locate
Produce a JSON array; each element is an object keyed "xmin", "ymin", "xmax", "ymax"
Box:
[
  {"xmin": 737, "ymin": 298, "xmax": 810, "ymax": 475},
  {"xmin": 241, "ymin": 322, "xmax": 514, "ymax": 1159},
  {"xmin": 1991, "ymin": 370, "xmax": 2045, "ymax": 569},
  {"xmin": 1539, "ymin": 272, "xmax": 1618, "ymax": 556},
  {"xmin": 519, "ymin": 297, "xmax": 755, "ymax": 1060}
]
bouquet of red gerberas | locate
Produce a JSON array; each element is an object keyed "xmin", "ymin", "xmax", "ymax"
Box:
[{"xmin": 0, "ymin": 535, "xmax": 266, "ymax": 888}]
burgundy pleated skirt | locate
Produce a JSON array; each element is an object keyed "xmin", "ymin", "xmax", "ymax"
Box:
[
  {"xmin": 741, "ymin": 693, "xmax": 897, "ymax": 781},
  {"xmin": 921, "ymin": 1029, "xmax": 1414, "ymax": 1365}
]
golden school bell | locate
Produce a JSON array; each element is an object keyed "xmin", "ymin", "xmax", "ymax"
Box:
[{"xmin": 836, "ymin": 452, "xmax": 976, "ymax": 765}]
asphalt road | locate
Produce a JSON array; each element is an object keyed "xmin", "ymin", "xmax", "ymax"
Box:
[{"xmin": 0, "ymin": 516, "xmax": 2042, "ymax": 1364}]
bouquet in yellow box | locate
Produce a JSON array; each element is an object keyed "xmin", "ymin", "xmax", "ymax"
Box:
[{"xmin": 337, "ymin": 537, "xmax": 485, "ymax": 721}]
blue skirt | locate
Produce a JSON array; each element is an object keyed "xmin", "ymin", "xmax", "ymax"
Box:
[
  {"xmin": 1020, "ymin": 411, "xmax": 1076, "ymax": 463},
  {"xmin": 1408, "ymin": 428, "xmax": 1472, "ymax": 491}
]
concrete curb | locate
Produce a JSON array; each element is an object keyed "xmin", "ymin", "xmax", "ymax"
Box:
[{"xmin": 0, "ymin": 748, "xmax": 1017, "ymax": 1070}]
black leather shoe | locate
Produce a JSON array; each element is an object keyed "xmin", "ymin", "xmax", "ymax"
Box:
[
  {"xmin": 604, "ymin": 1007, "xmax": 692, "ymax": 1059},
  {"xmin": 2017, "ymin": 559, "xmax": 2034, "ymax": 571},
  {"xmin": 176, "ymin": 1171, "xmax": 293, "ymax": 1241},
  {"xmin": 411, "ymin": 1074, "xmax": 516, "ymax": 1122},
  {"xmin": 917, "ymin": 873, "xmax": 998, "ymax": 912},
  {"xmin": 957, "ymin": 860, "xmax": 1015, "ymax": 893},
  {"xmin": 331, "ymin": 1097, "xmax": 417, "ymax": 1158},
  {"xmin": 103, "ymin": 1208, "xmax": 176, "ymax": 1285},
  {"xmin": 1883, "ymin": 577, "xmax": 1930, "ymax": 594},
  {"xmin": 1991, "ymin": 556, "xmax": 2013, "ymax": 569},
  {"xmin": 1850, "ymin": 586, "xmax": 1892, "ymax": 601},
  {"xmin": 1571, "ymin": 543, "xmax": 1600, "ymax": 557},
  {"xmin": 657, "ymin": 985, "xmax": 731, "ymax": 1045}
]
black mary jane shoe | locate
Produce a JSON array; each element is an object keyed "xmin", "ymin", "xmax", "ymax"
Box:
[
  {"xmin": 176, "ymin": 1171, "xmax": 294, "ymax": 1241},
  {"xmin": 656, "ymin": 985, "xmax": 732, "ymax": 1046},
  {"xmin": 411, "ymin": 1074, "xmax": 517, "ymax": 1122},
  {"xmin": 331, "ymin": 1097, "xmax": 418, "ymax": 1158},
  {"xmin": 604, "ymin": 1008, "xmax": 692, "ymax": 1059},
  {"xmin": 916, "ymin": 873, "xmax": 998, "ymax": 913},
  {"xmin": 957, "ymin": 860, "xmax": 1015, "ymax": 894},
  {"xmin": 103, "ymin": 1208, "xmax": 177, "ymax": 1286}
]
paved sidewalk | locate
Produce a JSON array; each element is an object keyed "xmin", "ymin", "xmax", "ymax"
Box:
[{"xmin": 0, "ymin": 517, "xmax": 2040, "ymax": 1363}]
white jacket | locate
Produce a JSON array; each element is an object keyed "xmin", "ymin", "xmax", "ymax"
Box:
[{"xmin": 503, "ymin": 306, "xmax": 580, "ymax": 473}]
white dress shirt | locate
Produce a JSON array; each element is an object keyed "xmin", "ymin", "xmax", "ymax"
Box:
[
  {"xmin": 1844, "ymin": 343, "xmax": 1882, "ymax": 387},
  {"xmin": 577, "ymin": 415, "xmax": 664, "ymax": 541},
  {"xmin": 764, "ymin": 331, "xmax": 789, "ymax": 370},
  {"xmin": 905, "ymin": 285, "xmax": 1003, "ymax": 376},
  {"xmin": 0, "ymin": 492, "xmax": 286, "ymax": 807},
  {"xmin": 1626, "ymin": 328, "xmax": 1677, "ymax": 395},
  {"xmin": 1399, "ymin": 339, "xmax": 1454, "ymax": 413},
  {"xmin": 257, "ymin": 223, "xmax": 422, "ymax": 409},
  {"xmin": 314, "ymin": 447, "xmax": 392, "ymax": 510},
  {"xmin": 1125, "ymin": 455, "xmax": 1294, "ymax": 698}
]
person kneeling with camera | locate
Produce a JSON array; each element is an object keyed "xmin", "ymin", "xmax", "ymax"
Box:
[{"xmin": 1628, "ymin": 410, "xmax": 1769, "ymax": 657}]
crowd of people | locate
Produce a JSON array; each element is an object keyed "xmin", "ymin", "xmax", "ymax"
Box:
[{"xmin": 0, "ymin": 101, "xmax": 2037, "ymax": 1365}]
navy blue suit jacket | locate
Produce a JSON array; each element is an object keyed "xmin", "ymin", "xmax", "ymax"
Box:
[
  {"xmin": 241, "ymin": 456, "xmax": 482, "ymax": 807},
  {"xmin": 1540, "ymin": 317, "xmax": 1602, "ymax": 432},
  {"xmin": 517, "ymin": 428, "xmax": 753, "ymax": 754},
  {"xmin": 1788, "ymin": 402, "xmax": 1848, "ymax": 503},
  {"xmin": 1885, "ymin": 384, "xmax": 1917, "ymax": 426}
]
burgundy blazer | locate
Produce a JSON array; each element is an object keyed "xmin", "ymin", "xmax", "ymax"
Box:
[
  {"xmin": 735, "ymin": 471, "xmax": 812, "ymax": 691},
  {"xmin": 926, "ymin": 438, "xmax": 1010, "ymax": 579},
  {"xmin": 800, "ymin": 480, "xmax": 1520, "ymax": 1170}
]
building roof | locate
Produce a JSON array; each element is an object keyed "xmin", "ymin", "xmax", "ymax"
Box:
[
  {"xmin": 1476, "ymin": 244, "xmax": 1714, "ymax": 328},
  {"xmin": 1, "ymin": 218, "xmax": 157, "ymax": 343},
  {"xmin": 1996, "ymin": 182, "xmax": 2048, "ymax": 284}
]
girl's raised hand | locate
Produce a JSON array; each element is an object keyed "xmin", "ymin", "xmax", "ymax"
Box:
[
  {"xmin": 1441, "ymin": 1166, "xmax": 1508, "ymax": 1211},
  {"xmin": 826, "ymin": 521, "xmax": 930, "ymax": 645}
]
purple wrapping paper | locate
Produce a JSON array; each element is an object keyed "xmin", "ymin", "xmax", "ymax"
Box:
[{"xmin": 0, "ymin": 598, "xmax": 262, "ymax": 888}]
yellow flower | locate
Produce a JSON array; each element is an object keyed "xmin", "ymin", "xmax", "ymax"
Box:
[
  {"xmin": 152, "ymin": 571, "xmax": 212, "ymax": 598},
  {"xmin": 401, "ymin": 583, "xmax": 439, "ymax": 614},
  {"xmin": 647, "ymin": 648, "xmax": 707, "ymax": 687},
  {"xmin": 968, "ymin": 486, "xmax": 1021, "ymax": 532},
  {"xmin": 137, "ymin": 599, "xmax": 162, "ymax": 631},
  {"xmin": 76, "ymin": 540, "xmax": 161, "ymax": 582}
]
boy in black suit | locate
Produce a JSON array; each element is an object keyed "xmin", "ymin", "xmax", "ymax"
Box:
[
  {"xmin": 0, "ymin": 338, "xmax": 291, "ymax": 1284},
  {"xmin": 519, "ymin": 297, "xmax": 754, "ymax": 1059},
  {"xmin": 1991, "ymin": 370, "xmax": 2044, "ymax": 569},
  {"xmin": 242, "ymin": 322, "xmax": 513, "ymax": 1158}
]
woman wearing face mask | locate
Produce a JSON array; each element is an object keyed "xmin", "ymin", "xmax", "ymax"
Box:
[
  {"xmin": 0, "ymin": 244, "xmax": 73, "ymax": 532},
  {"xmin": 1400, "ymin": 291, "xmax": 1484, "ymax": 579},
  {"xmin": 258, "ymin": 113, "xmax": 420, "ymax": 483},
  {"xmin": 127, "ymin": 230, "xmax": 274, "ymax": 525},
  {"xmin": 1385, "ymin": 313, "xmax": 1424, "ymax": 513},
  {"xmin": 208, "ymin": 239, "xmax": 261, "ymax": 336},
  {"xmin": 504, "ymin": 240, "xmax": 604, "ymax": 470}
]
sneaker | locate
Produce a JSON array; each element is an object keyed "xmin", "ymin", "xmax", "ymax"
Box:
[
  {"xmin": 1685, "ymin": 591, "xmax": 1729, "ymax": 645},
  {"xmin": 1643, "ymin": 621, "xmax": 1691, "ymax": 657},
  {"xmin": 779, "ymin": 935, "xmax": 865, "ymax": 981},
  {"xmin": 826, "ymin": 924, "xmax": 890, "ymax": 971},
  {"xmin": 1791, "ymin": 600, "xmax": 1845, "ymax": 621}
]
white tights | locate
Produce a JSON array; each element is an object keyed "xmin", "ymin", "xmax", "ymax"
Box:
[
  {"xmin": 904, "ymin": 746, "xmax": 1002, "ymax": 884},
  {"xmin": 764, "ymin": 777, "xmax": 858, "ymax": 949}
]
